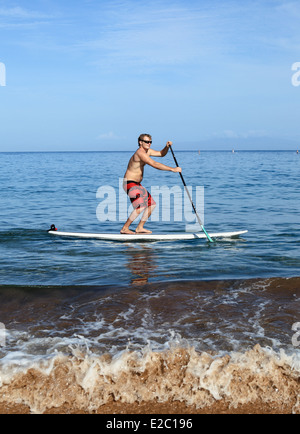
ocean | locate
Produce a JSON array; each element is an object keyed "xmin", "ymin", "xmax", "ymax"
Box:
[{"xmin": 0, "ymin": 150, "xmax": 299, "ymax": 414}]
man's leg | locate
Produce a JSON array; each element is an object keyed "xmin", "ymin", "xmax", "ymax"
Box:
[
  {"xmin": 136, "ymin": 204, "xmax": 156, "ymax": 234},
  {"xmin": 120, "ymin": 204, "xmax": 156, "ymax": 234},
  {"xmin": 121, "ymin": 182, "xmax": 156, "ymax": 234},
  {"xmin": 120, "ymin": 206, "xmax": 146, "ymax": 234}
]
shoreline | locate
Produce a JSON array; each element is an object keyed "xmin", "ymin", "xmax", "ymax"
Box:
[{"xmin": 0, "ymin": 278, "xmax": 299, "ymax": 416}]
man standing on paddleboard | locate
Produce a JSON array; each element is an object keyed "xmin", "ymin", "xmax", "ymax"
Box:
[{"xmin": 121, "ymin": 134, "xmax": 182, "ymax": 235}]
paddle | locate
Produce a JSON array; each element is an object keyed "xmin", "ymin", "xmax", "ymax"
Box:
[{"xmin": 169, "ymin": 146, "xmax": 214, "ymax": 243}]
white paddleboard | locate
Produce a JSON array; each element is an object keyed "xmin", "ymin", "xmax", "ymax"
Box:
[{"xmin": 48, "ymin": 229, "xmax": 248, "ymax": 242}]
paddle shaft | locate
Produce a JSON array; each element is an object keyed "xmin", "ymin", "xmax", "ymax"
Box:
[{"xmin": 169, "ymin": 146, "xmax": 214, "ymax": 243}]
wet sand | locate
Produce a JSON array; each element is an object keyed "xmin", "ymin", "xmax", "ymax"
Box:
[{"xmin": 0, "ymin": 400, "xmax": 295, "ymax": 414}]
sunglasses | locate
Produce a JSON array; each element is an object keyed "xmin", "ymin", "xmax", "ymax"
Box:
[{"xmin": 141, "ymin": 140, "xmax": 152, "ymax": 144}]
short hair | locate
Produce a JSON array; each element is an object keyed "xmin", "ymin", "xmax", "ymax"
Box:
[{"xmin": 138, "ymin": 134, "xmax": 152, "ymax": 146}]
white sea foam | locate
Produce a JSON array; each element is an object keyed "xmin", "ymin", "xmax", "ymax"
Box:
[{"xmin": 0, "ymin": 339, "xmax": 299, "ymax": 414}]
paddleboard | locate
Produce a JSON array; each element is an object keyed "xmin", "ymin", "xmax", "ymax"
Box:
[{"xmin": 48, "ymin": 228, "xmax": 248, "ymax": 242}]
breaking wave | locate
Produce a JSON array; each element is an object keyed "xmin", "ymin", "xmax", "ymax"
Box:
[{"xmin": 0, "ymin": 342, "xmax": 299, "ymax": 414}]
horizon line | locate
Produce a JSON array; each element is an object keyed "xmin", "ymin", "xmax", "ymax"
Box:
[{"xmin": 1, "ymin": 149, "xmax": 300, "ymax": 154}]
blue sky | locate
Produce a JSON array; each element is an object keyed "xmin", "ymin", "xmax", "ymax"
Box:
[{"xmin": 0, "ymin": 0, "xmax": 300, "ymax": 151}]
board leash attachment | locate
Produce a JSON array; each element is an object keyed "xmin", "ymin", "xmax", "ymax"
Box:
[{"xmin": 48, "ymin": 224, "xmax": 58, "ymax": 232}]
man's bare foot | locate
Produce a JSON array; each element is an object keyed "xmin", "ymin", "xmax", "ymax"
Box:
[
  {"xmin": 135, "ymin": 228, "xmax": 152, "ymax": 234},
  {"xmin": 120, "ymin": 228, "xmax": 135, "ymax": 234}
]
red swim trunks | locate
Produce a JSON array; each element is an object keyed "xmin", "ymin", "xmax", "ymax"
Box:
[{"xmin": 125, "ymin": 181, "xmax": 156, "ymax": 210}]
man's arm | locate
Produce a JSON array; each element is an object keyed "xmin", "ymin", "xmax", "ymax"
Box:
[
  {"xmin": 149, "ymin": 141, "xmax": 172, "ymax": 158},
  {"xmin": 137, "ymin": 147, "xmax": 181, "ymax": 173}
]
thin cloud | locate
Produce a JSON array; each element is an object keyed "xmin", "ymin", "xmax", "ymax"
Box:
[
  {"xmin": 74, "ymin": 0, "xmax": 300, "ymax": 75},
  {"xmin": 0, "ymin": 6, "xmax": 52, "ymax": 19},
  {"xmin": 212, "ymin": 130, "xmax": 270, "ymax": 140},
  {"xmin": 76, "ymin": 2, "xmax": 224, "ymax": 73},
  {"xmin": 97, "ymin": 132, "xmax": 121, "ymax": 140},
  {"xmin": 0, "ymin": 5, "xmax": 56, "ymax": 30}
]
